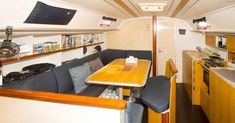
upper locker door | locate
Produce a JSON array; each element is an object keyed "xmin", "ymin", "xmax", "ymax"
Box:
[{"xmin": 157, "ymin": 19, "xmax": 176, "ymax": 75}]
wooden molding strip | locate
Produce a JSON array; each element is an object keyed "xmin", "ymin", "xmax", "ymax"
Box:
[
  {"xmin": 0, "ymin": 42, "xmax": 104, "ymax": 65},
  {"xmin": 0, "ymin": 88, "xmax": 127, "ymax": 110},
  {"xmin": 152, "ymin": 16, "xmax": 157, "ymax": 76},
  {"xmin": 166, "ymin": 0, "xmax": 175, "ymax": 15},
  {"xmin": 114, "ymin": 0, "xmax": 138, "ymax": 17},
  {"xmin": 171, "ymin": 0, "xmax": 189, "ymax": 17}
]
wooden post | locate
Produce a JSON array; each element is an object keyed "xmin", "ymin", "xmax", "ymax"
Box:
[{"xmin": 152, "ymin": 16, "xmax": 157, "ymax": 76}]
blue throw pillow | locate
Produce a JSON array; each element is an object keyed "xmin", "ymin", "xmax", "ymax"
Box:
[
  {"xmin": 88, "ymin": 58, "xmax": 104, "ymax": 73},
  {"xmin": 68, "ymin": 63, "xmax": 91, "ymax": 94}
]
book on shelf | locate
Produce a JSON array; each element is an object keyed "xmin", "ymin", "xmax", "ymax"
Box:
[{"xmin": 61, "ymin": 34, "xmax": 103, "ymax": 49}]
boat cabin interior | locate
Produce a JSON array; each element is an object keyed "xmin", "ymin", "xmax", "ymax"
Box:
[{"xmin": 0, "ymin": 0, "xmax": 235, "ymax": 123}]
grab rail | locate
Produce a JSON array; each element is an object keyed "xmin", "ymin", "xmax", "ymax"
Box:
[{"xmin": 0, "ymin": 88, "xmax": 127, "ymax": 110}]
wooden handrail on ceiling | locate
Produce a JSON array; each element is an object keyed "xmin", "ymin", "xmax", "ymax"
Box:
[
  {"xmin": 114, "ymin": 0, "xmax": 138, "ymax": 17},
  {"xmin": 0, "ymin": 88, "xmax": 127, "ymax": 110},
  {"xmin": 171, "ymin": 0, "xmax": 189, "ymax": 17}
]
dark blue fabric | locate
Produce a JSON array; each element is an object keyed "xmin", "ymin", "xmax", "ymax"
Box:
[
  {"xmin": 79, "ymin": 52, "xmax": 102, "ymax": 63},
  {"xmin": 2, "ymin": 77, "xmax": 33, "ymax": 89},
  {"xmin": 100, "ymin": 49, "xmax": 127, "ymax": 65},
  {"xmin": 53, "ymin": 59, "xmax": 84, "ymax": 93},
  {"xmin": 126, "ymin": 50, "xmax": 152, "ymax": 61},
  {"xmin": 64, "ymin": 84, "xmax": 107, "ymax": 97},
  {"xmin": 141, "ymin": 76, "xmax": 170, "ymax": 113},
  {"xmin": 6, "ymin": 70, "xmax": 58, "ymax": 92},
  {"xmin": 125, "ymin": 103, "xmax": 144, "ymax": 123},
  {"xmin": 77, "ymin": 84, "xmax": 107, "ymax": 97},
  {"xmin": 54, "ymin": 53, "xmax": 101, "ymax": 93}
]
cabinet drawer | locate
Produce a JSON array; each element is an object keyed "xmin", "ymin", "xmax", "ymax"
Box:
[
  {"xmin": 227, "ymin": 36, "xmax": 235, "ymax": 52},
  {"xmin": 200, "ymin": 88, "xmax": 210, "ymax": 119},
  {"xmin": 205, "ymin": 35, "xmax": 216, "ymax": 47}
]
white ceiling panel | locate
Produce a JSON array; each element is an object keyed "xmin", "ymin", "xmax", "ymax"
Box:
[
  {"xmin": 56, "ymin": 0, "xmax": 235, "ymax": 20},
  {"xmin": 177, "ymin": 0, "xmax": 235, "ymax": 19}
]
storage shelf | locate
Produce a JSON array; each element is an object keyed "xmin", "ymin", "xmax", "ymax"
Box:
[
  {"xmin": 0, "ymin": 42, "xmax": 104, "ymax": 65},
  {"xmin": 0, "ymin": 28, "xmax": 117, "ymax": 38}
]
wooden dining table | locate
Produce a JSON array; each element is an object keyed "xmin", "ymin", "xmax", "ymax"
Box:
[{"xmin": 85, "ymin": 59, "xmax": 151, "ymax": 99}]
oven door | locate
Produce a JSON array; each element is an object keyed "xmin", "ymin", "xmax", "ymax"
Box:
[{"xmin": 203, "ymin": 68, "xmax": 209, "ymax": 87}]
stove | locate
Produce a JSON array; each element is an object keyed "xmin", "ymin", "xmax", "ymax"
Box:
[
  {"xmin": 201, "ymin": 58, "xmax": 226, "ymax": 91},
  {"xmin": 202, "ymin": 58, "xmax": 225, "ymax": 69}
]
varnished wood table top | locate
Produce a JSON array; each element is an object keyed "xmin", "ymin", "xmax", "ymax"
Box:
[{"xmin": 86, "ymin": 59, "xmax": 151, "ymax": 87}]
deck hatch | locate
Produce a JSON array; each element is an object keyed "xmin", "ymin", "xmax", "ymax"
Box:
[{"xmin": 24, "ymin": 1, "xmax": 76, "ymax": 25}]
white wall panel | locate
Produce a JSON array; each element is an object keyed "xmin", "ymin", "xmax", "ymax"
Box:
[{"xmin": 0, "ymin": 96, "xmax": 123, "ymax": 123}]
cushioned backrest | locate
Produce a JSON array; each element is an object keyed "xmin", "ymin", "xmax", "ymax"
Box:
[
  {"xmin": 141, "ymin": 76, "xmax": 170, "ymax": 113},
  {"xmin": 53, "ymin": 60, "xmax": 83, "ymax": 93},
  {"xmin": 54, "ymin": 52, "xmax": 101, "ymax": 93},
  {"xmin": 20, "ymin": 70, "xmax": 58, "ymax": 92},
  {"xmin": 2, "ymin": 77, "xmax": 33, "ymax": 89},
  {"xmin": 100, "ymin": 49, "xmax": 127, "ymax": 65},
  {"xmin": 126, "ymin": 50, "xmax": 152, "ymax": 61}
]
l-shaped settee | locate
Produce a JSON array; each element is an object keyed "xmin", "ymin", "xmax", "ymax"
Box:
[{"xmin": 3, "ymin": 49, "xmax": 152, "ymax": 97}]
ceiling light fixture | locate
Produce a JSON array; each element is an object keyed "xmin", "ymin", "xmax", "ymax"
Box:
[
  {"xmin": 138, "ymin": 3, "xmax": 167, "ymax": 12},
  {"xmin": 100, "ymin": 16, "xmax": 117, "ymax": 27},
  {"xmin": 193, "ymin": 17, "xmax": 210, "ymax": 30}
]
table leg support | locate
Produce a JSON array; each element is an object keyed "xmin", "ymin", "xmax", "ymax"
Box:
[{"xmin": 118, "ymin": 87, "xmax": 123, "ymax": 99}]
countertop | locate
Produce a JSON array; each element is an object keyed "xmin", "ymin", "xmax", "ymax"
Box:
[
  {"xmin": 211, "ymin": 68, "xmax": 235, "ymax": 88},
  {"xmin": 183, "ymin": 50, "xmax": 208, "ymax": 59}
]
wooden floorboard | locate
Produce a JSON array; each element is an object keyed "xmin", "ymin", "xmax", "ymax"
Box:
[{"xmin": 176, "ymin": 83, "xmax": 210, "ymax": 123}]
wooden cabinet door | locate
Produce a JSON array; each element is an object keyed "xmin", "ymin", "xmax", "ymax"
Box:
[
  {"xmin": 210, "ymin": 72, "xmax": 235, "ymax": 123},
  {"xmin": 205, "ymin": 35, "xmax": 216, "ymax": 47},
  {"xmin": 193, "ymin": 61, "xmax": 203, "ymax": 105},
  {"xmin": 200, "ymin": 88, "xmax": 210, "ymax": 118},
  {"xmin": 227, "ymin": 36, "xmax": 235, "ymax": 52}
]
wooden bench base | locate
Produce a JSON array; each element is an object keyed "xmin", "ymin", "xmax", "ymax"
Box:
[{"xmin": 148, "ymin": 108, "xmax": 169, "ymax": 123}]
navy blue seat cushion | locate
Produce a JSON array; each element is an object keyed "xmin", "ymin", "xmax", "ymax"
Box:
[
  {"xmin": 53, "ymin": 64, "xmax": 76, "ymax": 93},
  {"xmin": 54, "ymin": 53, "xmax": 101, "ymax": 93},
  {"xmin": 100, "ymin": 49, "xmax": 127, "ymax": 65},
  {"xmin": 78, "ymin": 84, "xmax": 107, "ymax": 97},
  {"xmin": 125, "ymin": 103, "xmax": 144, "ymax": 123},
  {"xmin": 64, "ymin": 89, "xmax": 76, "ymax": 95},
  {"xmin": 2, "ymin": 77, "xmax": 33, "ymax": 89},
  {"xmin": 64, "ymin": 84, "xmax": 107, "ymax": 97},
  {"xmin": 126, "ymin": 50, "xmax": 152, "ymax": 61},
  {"xmin": 141, "ymin": 76, "xmax": 170, "ymax": 113},
  {"xmin": 18, "ymin": 70, "xmax": 58, "ymax": 92}
]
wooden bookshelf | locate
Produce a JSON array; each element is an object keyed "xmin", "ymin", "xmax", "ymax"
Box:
[{"xmin": 0, "ymin": 42, "xmax": 104, "ymax": 65}]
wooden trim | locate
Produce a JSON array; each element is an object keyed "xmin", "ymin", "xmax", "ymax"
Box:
[
  {"xmin": 114, "ymin": 0, "xmax": 138, "ymax": 17},
  {"xmin": 0, "ymin": 42, "xmax": 104, "ymax": 65},
  {"xmin": 148, "ymin": 108, "xmax": 162, "ymax": 123},
  {"xmin": 152, "ymin": 16, "xmax": 157, "ymax": 76},
  {"xmin": 169, "ymin": 59, "xmax": 178, "ymax": 74},
  {"xmin": 0, "ymin": 88, "xmax": 127, "ymax": 110},
  {"xmin": 166, "ymin": 0, "xmax": 175, "ymax": 15},
  {"xmin": 162, "ymin": 112, "xmax": 169, "ymax": 123},
  {"xmin": 171, "ymin": 0, "xmax": 189, "ymax": 17},
  {"xmin": 169, "ymin": 74, "xmax": 177, "ymax": 123}
]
